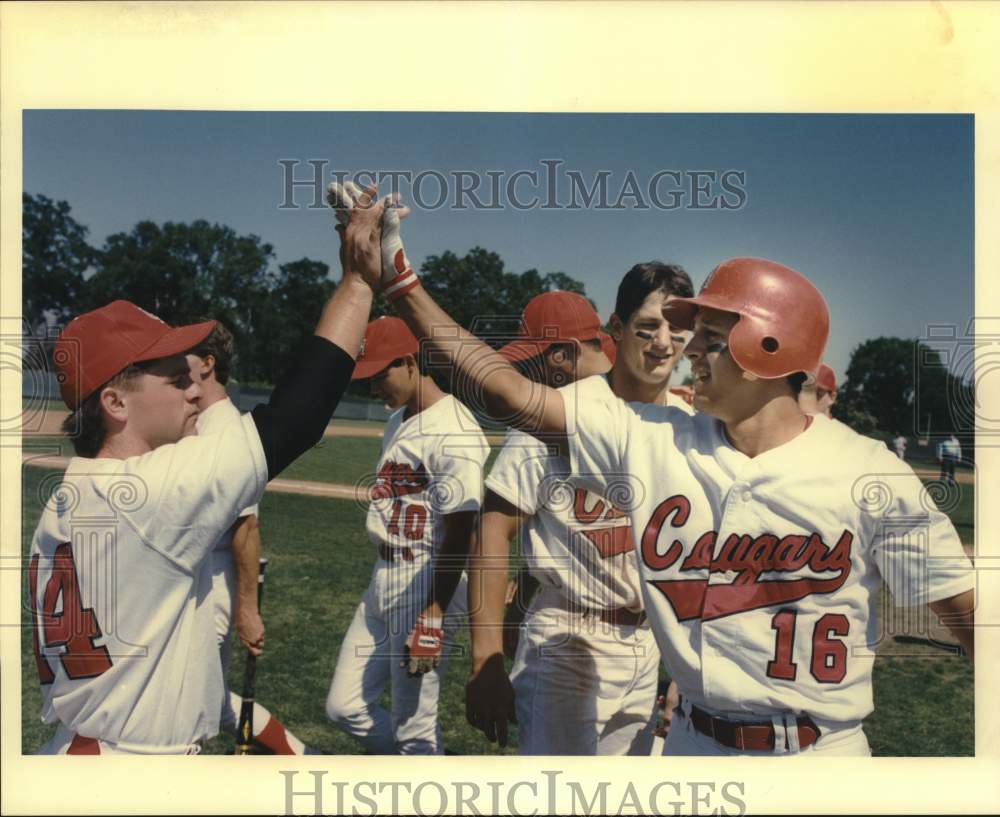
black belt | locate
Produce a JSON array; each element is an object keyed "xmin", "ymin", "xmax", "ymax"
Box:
[
  {"xmin": 562, "ymin": 598, "xmax": 648, "ymax": 627},
  {"xmin": 685, "ymin": 700, "xmax": 821, "ymax": 751},
  {"xmin": 377, "ymin": 542, "xmax": 415, "ymax": 562}
]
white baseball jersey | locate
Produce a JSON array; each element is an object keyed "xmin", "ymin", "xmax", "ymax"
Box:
[
  {"xmin": 326, "ymin": 394, "xmax": 488, "ymax": 754},
  {"xmin": 196, "ymin": 397, "xmax": 259, "ymax": 550},
  {"xmin": 486, "ymin": 377, "xmax": 693, "ymax": 611},
  {"xmin": 562, "ymin": 374, "xmax": 974, "ymax": 724},
  {"xmin": 367, "ymin": 395, "xmax": 489, "ymax": 565},
  {"xmin": 196, "ymin": 396, "xmax": 269, "ymax": 736},
  {"xmin": 938, "ymin": 437, "xmax": 962, "ymax": 459},
  {"xmin": 28, "ymin": 414, "xmax": 268, "ymax": 751}
]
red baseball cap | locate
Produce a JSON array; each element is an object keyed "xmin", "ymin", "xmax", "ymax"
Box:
[
  {"xmin": 352, "ymin": 316, "xmax": 420, "ymax": 380},
  {"xmin": 816, "ymin": 363, "xmax": 837, "ymax": 393},
  {"xmin": 499, "ymin": 291, "xmax": 611, "ymax": 363},
  {"xmin": 600, "ymin": 332, "xmax": 617, "ymax": 365},
  {"xmin": 55, "ymin": 300, "xmax": 216, "ymax": 410}
]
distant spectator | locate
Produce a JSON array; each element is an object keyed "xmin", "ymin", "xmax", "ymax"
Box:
[
  {"xmin": 937, "ymin": 434, "xmax": 962, "ymax": 483},
  {"xmin": 892, "ymin": 434, "xmax": 907, "ymax": 460}
]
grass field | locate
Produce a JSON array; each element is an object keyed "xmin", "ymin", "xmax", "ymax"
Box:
[
  {"xmin": 19, "ymin": 448, "xmax": 975, "ymax": 756},
  {"xmin": 20, "ymin": 431, "xmax": 499, "ymax": 490}
]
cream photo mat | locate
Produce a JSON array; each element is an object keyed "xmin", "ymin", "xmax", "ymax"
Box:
[{"xmin": 1, "ymin": 2, "xmax": 998, "ymax": 814}]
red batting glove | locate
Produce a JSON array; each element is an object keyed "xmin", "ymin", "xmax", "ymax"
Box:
[{"xmin": 402, "ymin": 613, "xmax": 444, "ymax": 677}]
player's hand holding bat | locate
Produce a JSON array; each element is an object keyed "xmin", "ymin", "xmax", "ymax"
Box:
[
  {"xmin": 235, "ymin": 605, "xmax": 265, "ymax": 657},
  {"xmin": 235, "ymin": 558, "xmax": 268, "ymax": 755},
  {"xmin": 465, "ymin": 652, "xmax": 517, "ymax": 747},
  {"xmin": 402, "ymin": 611, "xmax": 444, "ymax": 677}
]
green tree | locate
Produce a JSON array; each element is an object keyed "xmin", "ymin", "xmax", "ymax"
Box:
[
  {"xmin": 84, "ymin": 220, "xmax": 274, "ymax": 379},
  {"xmin": 22, "ymin": 193, "xmax": 96, "ymax": 348},
  {"xmin": 419, "ymin": 247, "xmax": 590, "ymax": 346},
  {"xmin": 252, "ymin": 258, "xmax": 336, "ymax": 383},
  {"xmin": 836, "ymin": 336, "xmax": 964, "ymax": 436},
  {"xmin": 837, "ymin": 337, "xmax": 914, "ymax": 434}
]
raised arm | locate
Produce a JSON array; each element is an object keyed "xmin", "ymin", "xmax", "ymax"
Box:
[
  {"xmin": 250, "ymin": 186, "xmax": 378, "ymax": 478},
  {"xmin": 343, "ymin": 186, "xmax": 568, "ymax": 448}
]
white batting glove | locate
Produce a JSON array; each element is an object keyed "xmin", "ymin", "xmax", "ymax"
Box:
[
  {"xmin": 325, "ymin": 181, "xmax": 419, "ymax": 302},
  {"xmin": 379, "ymin": 196, "xmax": 420, "ymax": 301}
]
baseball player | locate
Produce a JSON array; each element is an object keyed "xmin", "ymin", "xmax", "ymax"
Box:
[
  {"xmin": 892, "ymin": 433, "xmax": 908, "ymax": 460},
  {"xmin": 467, "ymin": 267, "xmax": 695, "ymax": 756},
  {"xmin": 343, "ymin": 194, "xmax": 975, "ymax": 756},
  {"xmin": 324, "ymin": 316, "xmax": 489, "ymax": 754},
  {"xmin": 798, "ymin": 363, "xmax": 838, "ymax": 418},
  {"xmin": 185, "ymin": 320, "xmax": 313, "ymax": 754},
  {"xmin": 27, "ymin": 184, "xmax": 382, "ymax": 753}
]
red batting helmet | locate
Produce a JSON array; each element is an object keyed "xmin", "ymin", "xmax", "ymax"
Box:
[{"xmin": 662, "ymin": 257, "xmax": 829, "ymax": 379}]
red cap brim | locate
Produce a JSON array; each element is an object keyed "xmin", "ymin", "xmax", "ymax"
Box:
[
  {"xmin": 351, "ymin": 358, "xmax": 395, "ymax": 381},
  {"xmin": 599, "ymin": 331, "xmax": 616, "ymax": 365},
  {"xmin": 499, "ymin": 330, "xmax": 604, "ymax": 363},
  {"xmin": 661, "ymin": 295, "xmax": 739, "ymax": 330},
  {"xmin": 135, "ymin": 320, "xmax": 217, "ymax": 363},
  {"xmin": 499, "ymin": 338, "xmax": 559, "ymax": 363}
]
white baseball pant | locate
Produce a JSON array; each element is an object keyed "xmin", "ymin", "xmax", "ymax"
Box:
[
  {"xmin": 663, "ymin": 699, "xmax": 871, "ymax": 756},
  {"xmin": 38, "ymin": 722, "xmax": 202, "ymax": 755},
  {"xmin": 510, "ymin": 587, "xmax": 660, "ymax": 755},
  {"xmin": 325, "ymin": 566, "xmax": 468, "ymax": 754}
]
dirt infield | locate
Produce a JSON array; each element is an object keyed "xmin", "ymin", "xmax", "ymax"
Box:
[
  {"xmin": 20, "ymin": 412, "xmax": 976, "ymax": 488},
  {"xmin": 29, "ymin": 410, "xmax": 385, "ymax": 439},
  {"xmin": 20, "ymin": 452, "xmax": 370, "ymax": 501},
  {"xmin": 27, "ymin": 411, "xmax": 506, "ymax": 444}
]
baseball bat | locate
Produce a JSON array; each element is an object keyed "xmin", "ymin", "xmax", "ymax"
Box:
[{"xmin": 235, "ymin": 557, "xmax": 268, "ymax": 755}]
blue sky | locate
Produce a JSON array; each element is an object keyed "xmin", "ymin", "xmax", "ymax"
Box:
[{"xmin": 23, "ymin": 111, "xmax": 973, "ymax": 381}]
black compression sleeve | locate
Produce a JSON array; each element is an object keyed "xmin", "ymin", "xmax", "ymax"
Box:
[{"xmin": 251, "ymin": 335, "xmax": 355, "ymax": 479}]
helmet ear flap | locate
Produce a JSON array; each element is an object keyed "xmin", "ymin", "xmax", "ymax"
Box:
[
  {"xmin": 726, "ymin": 315, "xmax": 792, "ymax": 379},
  {"xmin": 726, "ymin": 314, "xmax": 766, "ymax": 376}
]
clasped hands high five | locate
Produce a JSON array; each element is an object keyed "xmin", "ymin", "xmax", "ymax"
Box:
[{"xmin": 328, "ymin": 180, "xmax": 419, "ymax": 301}]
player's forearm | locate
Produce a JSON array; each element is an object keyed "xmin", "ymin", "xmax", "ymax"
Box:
[
  {"xmin": 469, "ymin": 521, "xmax": 514, "ymax": 666},
  {"xmin": 314, "ymin": 274, "xmax": 373, "ymax": 360},
  {"xmin": 232, "ymin": 516, "xmax": 262, "ymax": 615},
  {"xmin": 929, "ymin": 589, "xmax": 975, "ymax": 661},
  {"xmin": 425, "ymin": 511, "xmax": 478, "ymax": 617},
  {"xmin": 393, "ymin": 286, "xmax": 561, "ymax": 436}
]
